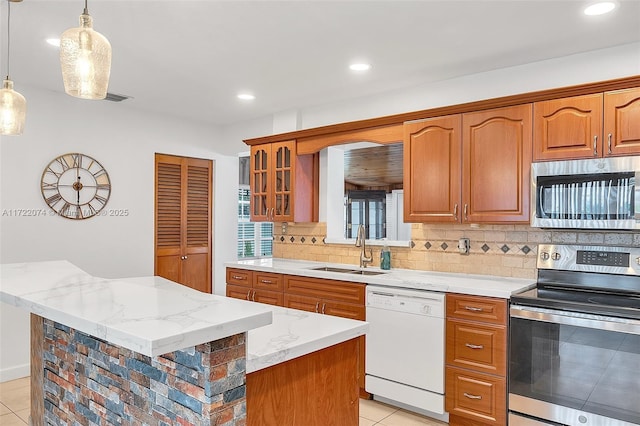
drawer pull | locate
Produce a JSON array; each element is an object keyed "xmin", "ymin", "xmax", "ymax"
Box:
[
  {"xmin": 464, "ymin": 306, "xmax": 484, "ymax": 312},
  {"xmin": 321, "ymin": 303, "xmax": 326, "ymax": 314},
  {"xmin": 246, "ymin": 290, "xmax": 252, "ymax": 301},
  {"xmin": 232, "ymin": 275, "xmax": 245, "ymax": 280},
  {"xmin": 260, "ymin": 279, "xmax": 273, "ymax": 284},
  {"xmin": 465, "ymin": 343, "xmax": 484, "ymax": 350},
  {"xmin": 464, "ymin": 392, "xmax": 482, "ymax": 400},
  {"xmin": 315, "ymin": 302, "xmax": 320, "ymax": 313}
]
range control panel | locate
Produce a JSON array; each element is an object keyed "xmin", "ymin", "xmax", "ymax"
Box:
[
  {"xmin": 577, "ymin": 250, "xmax": 630, "ymax": 267},
  {"xmin": 537, "ymin": 244, "xmax": 640, "ymax": 276}
]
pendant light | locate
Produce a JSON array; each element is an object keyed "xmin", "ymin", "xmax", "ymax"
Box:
[
  {"xmin": 0, "ymin": 0, "xmax": 26, "ymax": 136},
  {"xmin": 59, "ymin": 0, "xmax": 111, "ymax": 100}
]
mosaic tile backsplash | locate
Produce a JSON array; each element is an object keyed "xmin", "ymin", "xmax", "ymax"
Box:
[{"xmin": 272, "ymin": 223, "xmax": 640, "ymax": 279}]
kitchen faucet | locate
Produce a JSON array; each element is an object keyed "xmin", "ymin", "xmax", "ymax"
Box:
[{"xmin": 355, "ymin": 224, "xmax": 373, "ymax": 268}]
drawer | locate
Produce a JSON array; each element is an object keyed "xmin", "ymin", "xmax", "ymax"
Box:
[
  {"xmin": 446, "ymin": 319, "xmax": 506, "ymax": 375},
  {"xmin": 284, "ymin": 275, "xmax": 365, "ymax": 304},
  {"xmin": 253, "ymin": 272, "xmax": 284, "ymax": 291},
  {"xmin": 226, "ymin": 268, "xmax": 253, "ymax": 287},
  {"xmin": 445, "ymin": 366, "xmax": 506, "ymax": 425},
  {"xmin": 446, "ymin": 293, "xmax": 507, "ymax": 325}
]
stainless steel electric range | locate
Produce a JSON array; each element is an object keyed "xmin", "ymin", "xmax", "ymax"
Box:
[{"xmin": 509, "ymin": 244, "xmax": 640, "ymax": 426}]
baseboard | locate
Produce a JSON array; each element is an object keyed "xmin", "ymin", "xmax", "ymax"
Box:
[{"xmin": 0, "ymin": 363, "xmax": 30, "ymax": 383}]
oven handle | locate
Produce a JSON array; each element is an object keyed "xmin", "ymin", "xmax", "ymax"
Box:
[{"xmin": 510, "ymin": 305, "xmax": 640, "ymax": 336}]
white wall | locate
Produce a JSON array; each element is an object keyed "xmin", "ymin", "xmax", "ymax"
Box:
[{"xmin": 0, "ymin": 85, "xmax": 239, "ymax": 381}]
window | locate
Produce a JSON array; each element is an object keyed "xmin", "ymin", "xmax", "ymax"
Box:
[
  {"xmin": 238, "ymin": 185, "xmax": 273, "ymax": 258},
  {"xmin": 345, "ymin": 190, "xmax": 386, "ymax": 239}
]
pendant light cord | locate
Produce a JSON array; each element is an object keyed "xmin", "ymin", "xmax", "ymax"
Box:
[
  {"xmin": 83, "ymin": 0, "xmax": 89, "ymax": 15},
  {"xmin": 5, "ymin": 0, "xmax": 11, "ymax": 80}
]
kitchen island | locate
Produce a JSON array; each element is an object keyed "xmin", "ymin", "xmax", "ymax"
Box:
[{"xmin": 0, "ymin": 261, "xmax": 368, "ymax": 426}]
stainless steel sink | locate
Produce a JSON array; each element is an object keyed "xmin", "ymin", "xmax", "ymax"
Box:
[{"xmin": 310, "ymin": 266, "xmax": 386, "ymax": 275}]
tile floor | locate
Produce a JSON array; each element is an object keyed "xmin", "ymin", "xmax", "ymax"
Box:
[{"xmin": 0, "ymin": 377, "xmax": 447, "ymax": 426}]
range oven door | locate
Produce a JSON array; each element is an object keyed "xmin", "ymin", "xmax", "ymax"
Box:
[{"xmin": 509, "ymin": 305, "xmax": 640, "ymax": 426}]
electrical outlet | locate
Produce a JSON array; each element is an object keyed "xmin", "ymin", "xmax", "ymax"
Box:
[{"xmin": 458, "ymin": 238, "xmax": 470, "ymax": 255}]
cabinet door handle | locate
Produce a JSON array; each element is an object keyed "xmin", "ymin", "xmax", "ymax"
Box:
[
  {"xmin": 260, "ymin": 279, "xmax": 273, "ymax": 284},
  {"xmin": 270, "ymin": 208, "xmax": 275, "ymax": 221},
  {"xmin": 593, "ymin": 135, "xmax": 598, "ymax": 156},
  {"xmin": 246, "ymin": 290, "xmax": 252, "ymax": 301},
  {"xmin": 251, "ymin": 290, "xmax": 256, "ymax": 302},
  {"xmin": 608, "ymin": 133, "xmax": 612, "ymax": 154},
  {"xmin": 315, "ymin": 302, "xmax": 320, "ymax": 313},
  {"xmin": 464, "ymin": 306, "xmax": 484, "ymax": 312},
  {"xmin": 453, "ymin": 203, "xmax": 458, "ymax": 221},
  {"xmin": 463, "ymin": 204, "xmax": 468, "ymax": 221},
  {"xmin": 465, "ymin": 343, "xmax": 484, "ymax": 350},
  {"xmin": 232, "ymin": 275, "xmax": 245, "ymax": 280},
  {"xmin": 321, "ymin": 303, "xmax": 326, "ymax": 314},
  {"xmin": 464, "ymin": 392, "xmax": 482, "ymax": 400}
]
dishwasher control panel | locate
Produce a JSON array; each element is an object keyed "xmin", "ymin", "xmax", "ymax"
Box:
[{"xmin": 366, "ymin": 285, "xmax": 445, "ymax": 318}]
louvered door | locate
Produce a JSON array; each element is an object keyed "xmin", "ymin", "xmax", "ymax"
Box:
[{"xmin": 155, "ymin": 154, "xmax": 212, "ymax": 293}]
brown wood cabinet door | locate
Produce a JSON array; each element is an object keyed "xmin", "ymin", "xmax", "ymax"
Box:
[
  {"xmin": 252, "ymin": 289, "xmax": 284, "ymax": 306},
  {"xmin": 250, "ymin": 144, "xmax": 271, "ymax": 221},
  {"xmin": 604, "ymin": 87, "xmax": 640, "ymax": 157},
  {"xmin": 284, "ymin": 293, "xmax": 321, "ymax": 313},
  {"xmin": 271, "ymin": 141, "xmax": 296, "ymax": 222},
  {"xmin": 403, "ymin": 115, "xmax": 462, "ymax": 223},
  {"xmin": 533, "ymin": 93, "xmax": 603, "ymax": 161},
  {"xmin": 462, "ymin": 104, "xmax": 532, "ymax": 223},
  {"xmin": 155, "ymin": 154, "xmax": 212, "ymax": 293},
  {"xmin": 321, "ymin": 300, "xmax": 365, "ymax": 320},
  {"xmin": 227, "ymin": 284, "xmax": 252, "ymax": 301}
]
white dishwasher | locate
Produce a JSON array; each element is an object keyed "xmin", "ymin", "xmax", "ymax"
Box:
[{"xmin": 365, "ymin": 285, "xmax": 446, "ymax": 416}]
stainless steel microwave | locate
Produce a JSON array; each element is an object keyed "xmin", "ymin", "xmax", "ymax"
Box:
[{"xmin": 531, "ymin": 157, "xmax": 640, "ymax": 229}]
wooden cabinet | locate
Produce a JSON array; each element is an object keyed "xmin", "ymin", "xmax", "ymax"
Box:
[
  {"xmin": 533, "ymin": 88, "xmax": 640, "ymax": 161},
  {"xmin": 404, "ymin": 104, "xmax": 532, "ymax": 223},
  {"xmin": 445, "ymin": 293, "xmax": 508, "ymax": 426},
  {"xmin": 404, "ymin": 114, "xmax": 462, "ymax": 222},
  {"xmin": 155, "ymin": 154, "xmax": 212, "ymax": 293},
  {"xmin": 250, "ymin": 140, "xmax": 318, "ymax": 222},
  {"xmin": 225, "ymin": 268, "xmax": 284, "ymax": 306}
]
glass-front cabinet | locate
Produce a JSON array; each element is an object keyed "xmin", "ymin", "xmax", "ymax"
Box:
[{"xmin": 250, "ymin": 140, "xmax": 298, "ymax": 222}]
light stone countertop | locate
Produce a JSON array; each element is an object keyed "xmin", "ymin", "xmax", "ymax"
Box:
[
  {"xmin": 0, "ymin": 260, "xmax": 368, "ymax": 372},
  {"xmin": 0, "ymin": 261, "xmax": 273, "ymax": 357},
  {"xmin": 226, "ymin": 258, "xmax": 536, "ymax": 298}
]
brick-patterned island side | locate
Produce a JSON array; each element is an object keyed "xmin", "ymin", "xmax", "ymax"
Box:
[{"xmin": 2, "ymin": 261, "xmax": 368, "ymax": 426}]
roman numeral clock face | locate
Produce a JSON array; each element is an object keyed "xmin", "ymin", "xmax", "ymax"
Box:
[{"xmin": 41, "ymin": 153, "xmax": 111, "ymax": 220}]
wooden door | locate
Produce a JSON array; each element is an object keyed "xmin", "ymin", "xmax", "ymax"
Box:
[
  {"xmin": 227, "ymin": 284, "xmax": 252, "ymax": 301},
  {"xmin": 403, "ymin": 115, "xmax": 462, "ymax": 223},
  {"xmin": 250, "ymin": 144, "xmax": 271, "ymax": 221},
  {"xmin": 604, "ymin": 87, "xmax": 640, "ymax": 156},
  {"xmin": 271, "ymin": 141, "xmax": 296, "ymax": 222},
  {"xmin": 533, "ymin": 93, "xmax": 603, "ymax": 161},
  {"xmin": 462, "ymin": 104, "xmax": 532, "ymax": 223},
  {"xmin": 155, "ymin": 154, "xmax": 212, "ymax": 293},
  {"xmin": 252, "ymin": 289, "xmax": 284, "ymax": 306}
]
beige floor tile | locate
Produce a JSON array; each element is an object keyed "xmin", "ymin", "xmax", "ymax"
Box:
[
  {"xmin": 0, "ymin": 413, "xmax": 27, "ymax": 426},
  {"xmin": 377, "ymin": 409, "xmax": 442, "ymax": 426},
  {"xmin": 0, "ymin": 379, "xmax": 30, "ymax": 413},
  {"xmin": 359, "ymin": 417, "xmax": 377, "ymax": 426},
  {"xmin": 13, "ymin": 409, "xmax": 29, "ymax": 424},
  {"xmin": 0, "ymin": 405, "xmax": 10, "ymax": 416},
  {"xmin": 359, "ymin": 399, "xmax": 398, "ymax": 422}
]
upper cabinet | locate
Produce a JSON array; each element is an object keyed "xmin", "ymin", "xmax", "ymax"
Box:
[
  {"xmin": 533, "ymin": 88, "xmax": 640, "ymax": 161},
  {"xmin": 404, "ymin": 105, "xmax": 532, "ymax": 224},
  {"xmin": 250, "ymin": 140, "xmax": 318, "ymax": 222},
  {"xmin": 463, "ymin": 104, "xmax": 532, "ymax": 223},
  {"xmin": 404, "ymin": 115, "xmax": 462, "ymax": 223}
]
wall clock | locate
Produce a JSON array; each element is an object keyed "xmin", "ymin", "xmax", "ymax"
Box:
[{"xmin": 41, "ymin": 153, "xmax": 111, "ymax": 219}]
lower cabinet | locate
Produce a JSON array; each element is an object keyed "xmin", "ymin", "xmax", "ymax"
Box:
[{"xmin": 445, "ymin": 293, "xmax": 508, "ymax": 426}]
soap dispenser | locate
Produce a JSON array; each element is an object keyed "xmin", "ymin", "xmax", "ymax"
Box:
[{"xmin": 380, "ymin": 240, "xmax": 391, "ymax": 270}]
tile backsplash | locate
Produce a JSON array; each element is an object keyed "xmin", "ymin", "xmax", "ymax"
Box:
[{"xmin": 272, "ymin": 222, "xmax": 640, "ymax": 279}]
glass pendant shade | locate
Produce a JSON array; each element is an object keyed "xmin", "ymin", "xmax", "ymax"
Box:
[
  {"xmin": 60, "ymin": 12, "xmax": 111, "ymax": 100},
  {"xmin": 0, "ymin": 78, "xmax": 26, "ymax": 135}
]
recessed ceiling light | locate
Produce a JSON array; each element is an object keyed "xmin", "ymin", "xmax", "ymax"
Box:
[
  {"xmin": 349, "ymin": 63, "xmax": 371, "ymax": 72},
  {"xmin": 46, "ymin": 38, "xmax": 60, "ymax": 47},
  {"xmin": 237, "ymin": 93, "xmax": 255, "ymax": 101},
  {"xmin": 584, "ymin": 1, "xmax": 616, "ymax": 15}
]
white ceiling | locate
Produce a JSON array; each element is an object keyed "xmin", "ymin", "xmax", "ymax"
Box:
[{"xmin": 4, "ymin": 0, "xmax": 640, "ymax": 127}]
